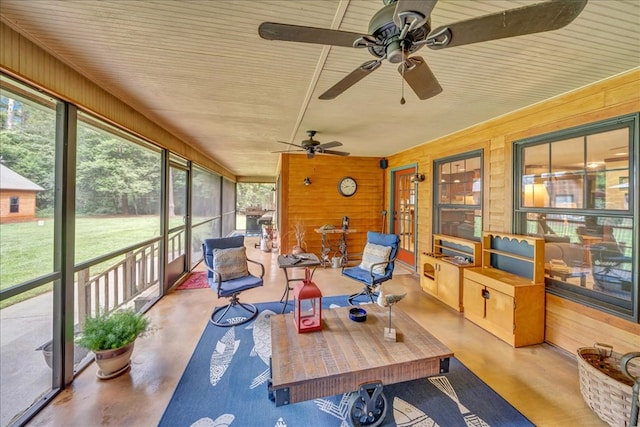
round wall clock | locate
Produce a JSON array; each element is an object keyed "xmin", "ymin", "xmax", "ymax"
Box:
[{"xmin": 338, "ymin": 176, "xmax": 357, "ymax": 197}]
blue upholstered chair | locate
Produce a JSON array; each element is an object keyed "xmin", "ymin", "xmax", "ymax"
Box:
[
  {"xmin": 202, "ymin": 236, "xmax": 264, "ymax": 326},
  {"xmin": 341, "ymin": 231, "xmax": 400, "ymax": 305}
]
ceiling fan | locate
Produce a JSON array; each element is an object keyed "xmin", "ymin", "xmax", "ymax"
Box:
[
  {"xmin": 273, "ymin": 130, "xmax": 350, "ymax": 159},
  {"xmin": 259, "ymin": 0, "xmax": 587, "ymax": 101}
]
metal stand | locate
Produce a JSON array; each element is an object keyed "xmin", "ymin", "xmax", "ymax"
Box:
[{"xmin": 384, "ymin": 305, "xmax": 396, "ymax": 342}]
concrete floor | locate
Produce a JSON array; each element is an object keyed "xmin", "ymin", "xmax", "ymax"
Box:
[{"xmin": 23, "ymin": 237, "xmax": 606, "ymax": 426}]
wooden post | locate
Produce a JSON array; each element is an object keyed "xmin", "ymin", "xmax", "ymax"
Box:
[
  {"xmin": 124, "ymin": 251, "xmax": 134, "ymax": 298},
  {"xmin": 77, "ymin": 268, "xmax": 89, "ymax": 327}
]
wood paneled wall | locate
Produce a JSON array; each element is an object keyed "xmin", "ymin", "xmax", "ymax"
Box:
[
  {"xmin": 387, "ymin": 69, "xmax": 640, "ymax": 354},
  {"xmin": 0, "ymin": 22, "xmax": 233, "ymax": 180},
  {"xmin": 278, "ymin": 154, "xmax": 384, "ymax": 257}
]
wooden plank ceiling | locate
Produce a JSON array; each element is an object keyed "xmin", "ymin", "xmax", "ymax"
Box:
[{"xmin": 1, "ymin": 0, "xmax": 638, "ymax": 178}]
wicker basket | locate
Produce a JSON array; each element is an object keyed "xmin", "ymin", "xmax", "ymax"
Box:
[{"xmin": 577, "ymin": 344, "xmax": 640, "ymax": 427}]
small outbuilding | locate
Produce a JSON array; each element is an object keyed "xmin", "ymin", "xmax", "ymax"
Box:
[{"xmin": 0, "ymin": 163, "xmax": 45, "ymax": 223}]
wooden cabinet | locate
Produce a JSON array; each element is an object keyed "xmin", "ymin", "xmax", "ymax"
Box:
[
  {"xmin": 463, "ymin": 232, "xmax": 545, "ymax": 347},
  {"xmin": 464, "ymin": 267, "xmax": 545, "ymax": 347},
  {"xmin": 420, "ymin": 235, "xmax": 481, "ymax": 312}
]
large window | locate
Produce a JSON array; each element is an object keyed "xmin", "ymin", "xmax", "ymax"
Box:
[
  {"xmin": 191, "ymin": 166, "xmax": 222, "ymax": 268},
  {"xmin": 434, "ymin": 151, "xmax": 483, "ymax": 241},
  {"xmin": 1, "ymin": 73, "xmax": 228, "ymax": 425},
  {"xmin": 514, "ymin": 114, "xmax": 637, "ymax": 320},
  {"xmin": 1, "ymin": 75, "xmax": 59, "ymax": 427},
  {"xmin": 76, "ymin": 111, "xmax": 163, "ymax": 318},
  {"xmin": 76, "ymin": 112, "xmax": 162, "ymax": 262}
]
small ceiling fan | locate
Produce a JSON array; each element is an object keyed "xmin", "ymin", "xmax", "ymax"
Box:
[
  {"xmin": 259, "ymin": 0, "xmax": 587, "ymax": 101},
  {"xmin": 273, "ymin": 130, "xmax": 350, "ymax": 159}
]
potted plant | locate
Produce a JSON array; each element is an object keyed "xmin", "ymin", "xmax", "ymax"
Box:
[{"xmin": 75, "ymin": 308, "xmax": 150, "ymax": 379}]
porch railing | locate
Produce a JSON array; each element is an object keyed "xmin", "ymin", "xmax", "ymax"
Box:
[{"xmin": 73, "ymin": 231, "xmax": 183, "ymax": 326}]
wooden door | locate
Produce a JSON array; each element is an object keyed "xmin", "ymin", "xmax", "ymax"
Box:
[
  {"xmin": 392, "ymin": 166, "xmax": 417, "ymax": 267},
  {"xmin": 463, "ymin": 279, "xmax": 486, "ymax": 324},
  {"xmin": 165, "ymin": 164, "xmax": 189, "ymax": 292},
  {"xmin": 485, "ymin": 287, "xmax": 514, "ymax": 344},
  {"xmin": 421, "ymin": 254, "xmax": 438, "ymax": 295}
]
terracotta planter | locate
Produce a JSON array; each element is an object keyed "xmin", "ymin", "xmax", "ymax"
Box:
[{"xmin": 93, "ymin": 341, "xmax": 135, "ymax": 379}]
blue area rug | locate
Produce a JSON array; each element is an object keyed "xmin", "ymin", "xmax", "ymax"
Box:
[{"xmin": 159, "ymin": 296, "xmax": 534, "ymax": 426}]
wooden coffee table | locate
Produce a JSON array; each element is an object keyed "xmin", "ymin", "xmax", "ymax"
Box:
[{"xmin": 269, "ymin": 304, "xmax": 453, "ymax": 426}]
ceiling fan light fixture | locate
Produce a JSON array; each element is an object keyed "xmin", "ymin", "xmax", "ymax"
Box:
[{"xmin": 385, "ymin": 40, "xmax": 405, "ymax": 63}]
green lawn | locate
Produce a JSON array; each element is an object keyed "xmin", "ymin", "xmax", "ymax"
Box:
[
  {"xmin": 0, "ymin": 215, "xmax": 229, "ymax": 308},
  {"xmin": 0, "ymin": 216, "xmax": 162, "ymax": 291}
]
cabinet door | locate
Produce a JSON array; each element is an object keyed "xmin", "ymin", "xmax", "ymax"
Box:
[
  {"xmin": 437, "ymin": 261, "xmax": 461, "ymax": 310},
  {"xmin": 421, "ymin": 257, "xmax": 438, "ymax": 295},
  {"xmin": 463, "ymin": 279, "xmax": 485, "ymax": 323},
  {"xmin": 484, "ymin": 287, "xmax": 515, "ymax": 344}
]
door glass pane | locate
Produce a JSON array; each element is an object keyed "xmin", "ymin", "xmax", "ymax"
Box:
[
  {"xmin": 167, "ymin": 160, "xmax": 188, "ymax": 291},
  {"xmin": 394, "ymin": 168, "xmax": 416, "ymax": 265},
  {"xmin": 168, "ymin": 166, "xmax": 187, "ymax": 263}
]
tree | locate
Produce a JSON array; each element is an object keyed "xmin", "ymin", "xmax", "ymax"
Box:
[
  {"xmin": 237, "ymin": 183, "xmax": 275, "ymax": 212},
  {"xmin": 0, "ymin": 95, "xmax": 57, "ymax": 212},
  {"xmin": 76, "ymin": 128, "xmax": 160, "ymax": 215}
]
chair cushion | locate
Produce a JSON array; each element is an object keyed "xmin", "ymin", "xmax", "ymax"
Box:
[
  {"xmin": 208, "ymin": 274, "xmax": 263, "ymax": 297},
  {"xmin": 343, "ymin": 266, "xmax": 386, "ymax": 285},
  {"xmin": 213, "ymin": 247, "xmax": 248, "ymax": 281},
  {"xmin": 367, "ymin": 231, "xmax": 398, "ymax": 247},
  {"xmin": 360, "ymin": 242, "xmax": 392, "ymax": 274}
]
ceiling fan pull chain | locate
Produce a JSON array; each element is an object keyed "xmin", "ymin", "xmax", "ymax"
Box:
[{"xmin": 400, "ymin": 43, "xmax": 406, "ymax": 105}]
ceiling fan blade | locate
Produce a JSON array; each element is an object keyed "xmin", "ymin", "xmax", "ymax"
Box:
[
  {"xmin": 394, "ymin": 0, "xmax": 438, "ymax": 30},
  {"xmin": 398, "ymin": 56, "xmax": 443, "ymax": 100},
  {"xmin": 318, "ymin": 141, "xmax": 343, "ymax": 150},
  {"xmin": 272, "ymin": 149, "xmax": 305, "ymax": 154},
  {"xmin": 319, "ymin": 60, "xmax": 382, "ymax": 100},
  {"xmin": 426, "ymin": 0, "xmax": 587, "ymax": 50},
  {"xmin": 322, "ymin": 150, "xmax": 350, "ymax": 156},
  {"xmin": 276, "ymin": 140, "xmax": 304, "ymax": 149},
  {"xmin": 259, "ymin": 22, "xmax": 365, "ymax": 48}
]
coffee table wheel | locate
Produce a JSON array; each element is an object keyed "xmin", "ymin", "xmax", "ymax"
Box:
[{"xmin": 348, "ymin": 382, "xmax": 387, "ymax": 427}]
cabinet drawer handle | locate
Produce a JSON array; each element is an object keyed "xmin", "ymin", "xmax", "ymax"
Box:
[{"xmin": 482, "ymin": 289, "xmax": 490, "ymax": 299}]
